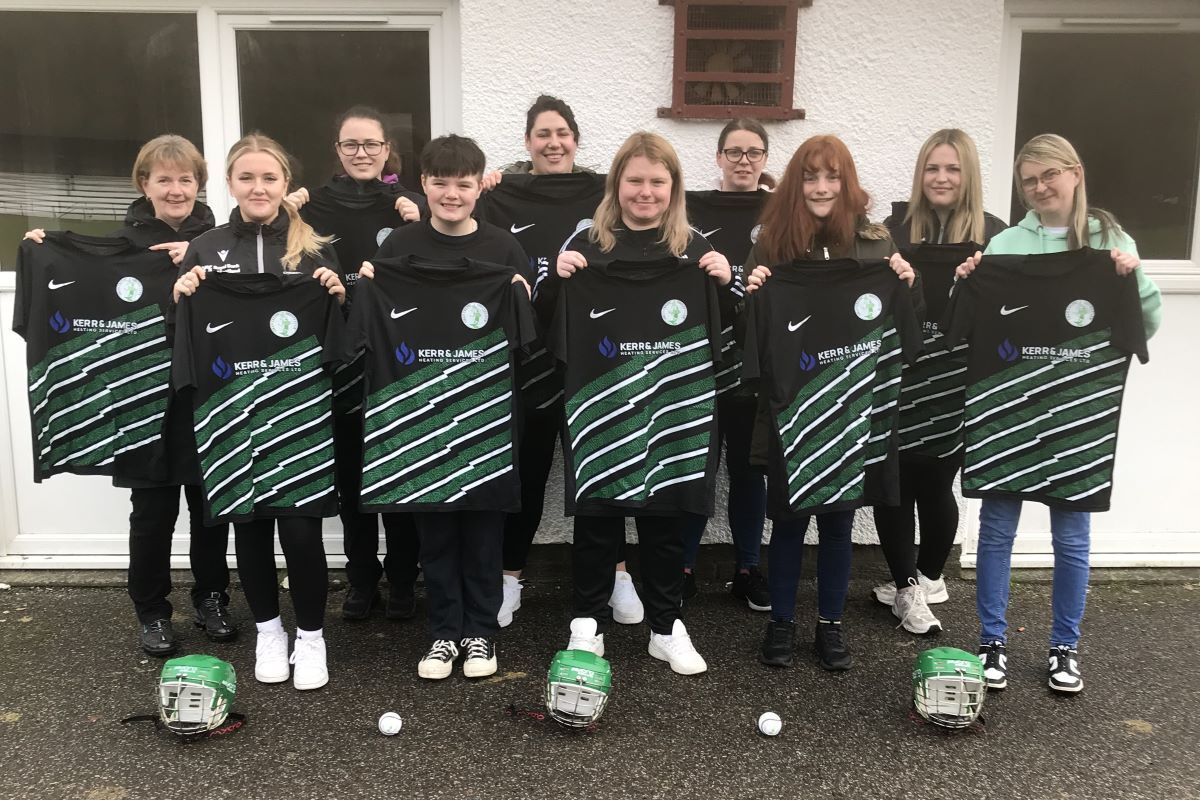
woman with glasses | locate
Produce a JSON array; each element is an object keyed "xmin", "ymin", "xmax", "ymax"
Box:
[
  {"xmin": 285, "ymin": 106, "xmax": 425, "ymax": 624},
  {"xmin": 679, "ymin": 119, "xmax": 771, "ymax": 612},
  {"xmin": 955, "ymin": 133, "xmax": 1162, "ymax": 694}
]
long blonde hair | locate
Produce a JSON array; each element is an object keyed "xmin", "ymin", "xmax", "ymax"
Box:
[
  {"xmin": 590, "ymin": 132, "xmax": 691, "ymax": 256},
  {"xmin": 905, "ymin": 129, "xmax": 986, "ymax": 244},
  {"xmin": 1014, "ymin": 133, "xmax": 1120, "ymax": 249},
  {"xmin": 225, "ymin": 133, "xmax": 331, "ymax": 269}
]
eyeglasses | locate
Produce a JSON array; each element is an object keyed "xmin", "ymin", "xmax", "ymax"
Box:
[
  {"xmin": 337, "ymin": 140, "xmax": 387, "ymax": 157},
  {"xmin": 721, "ymin": 148, "xmax": 767, "ymax": 164},
  {"xmin": 1020, "ymin": 165, "xmax": 1076, "ymax": 192}
]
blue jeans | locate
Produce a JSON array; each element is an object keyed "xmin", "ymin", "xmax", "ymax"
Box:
[
  {"xmin": 975, "ymin": 498, "xmax": 1090, "ymax": 648},
  {"xmin": 766, "ymin": 510, "xmax": 856, "ymax": 622}
]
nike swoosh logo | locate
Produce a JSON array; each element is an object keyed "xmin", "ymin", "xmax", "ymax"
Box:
[
  {"xmin": 700, "ymin": 228, "xmax": 722, "ymax": 238},
  {"xmin": 206, "ymin": 322, "xmax": 233, "ymax": 333},
  {"xmin": 47, "ymin": 280, "xmax": 76, "ymax": 290},
  {"xmin": 510, "ymin": 223, "xmax": 535, "ymax": 234},
  {"xmin": 589, "ymin": 308, "xmax": 615, "ymax": 319},
  {"xmin": 1000, "ymin": 305, "xmax": 1029, "ymax": 316},
  {"xmin": 390, "ymin": 307, "xmax": 417, "ymax": 319},
  {"xmin": 788, "ymin": 316, "xmax": 812, "ymax": 332}
]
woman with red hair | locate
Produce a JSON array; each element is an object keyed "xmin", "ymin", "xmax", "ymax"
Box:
[{"xmin": 744, "ymin": 134, "xmax": 917, "ymax": 671}]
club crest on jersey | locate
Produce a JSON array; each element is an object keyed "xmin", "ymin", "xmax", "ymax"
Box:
[
  {"xmin": 211, "ymin": 356, "xmax": 234, "ymax": 381},
  {"xmin": 854, "ymin": 293, "xmax": 882, "ymax": 321},
  {"xmin": 48, "ymin": 311, "xmax": 71, "ymax": 334},
  {"xmin": 997, "ymin": 339, "xmax": 1020, "ymax": 363},
  {"xmin": 376, "ymin": 228, "xmax": 393, "ymax": 247},
  {"xmin": 461, "ymin": 302, "xmax": 488, "ymax": 330},
  {"xmin": 269, "ymin": 311, "xmax": 299, "ymax": 338},
  {"xmin": 598, "ymin": 337, "xmax": 619, "ymax": 359},
  {"xmin": 395, "ymin": 342, "xmax": 416, "ymax": 366},
  {"xmin": 115, "ymin": 277, "xmax": 144, "ymax": 303},
  {"xmin": 661, "ymin": 299, "xmax": 688, "ymax": 326},
  {"xmin": 1065, "ymin": 299, "xmax": 1095, "ymax": 328}
]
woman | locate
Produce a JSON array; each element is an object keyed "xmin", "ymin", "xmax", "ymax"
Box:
[
  {"xmin": 287, "ymin": 106, "xmax": 424, "ymax": 624},
  {"xmin": 555, "ymin": 131, "xmax": 733, "ymax": 675},
  {"xmin": 174, "ymin": 133, "xmax": 346, "ymax": 691},
  {"xmin": 744, "ymin": 134, "xmax": 916, "ymax": 671},
  {"xmin": 679, "ymin": 118, "xmax": 771, "ymax": 611},
  {"xmin": 25, "ymin": 135, "xmax": 233, "ymax": 657},
  {"xmin": 871, "ymin": 129, "xmax": 1008, "ymax": 635},
  {"xmin": 955, "ymin": 133, "xmax": 1161, "ymax": 694},
  {"xmin": 482, "ymin": 96, "xmax": 643, "ymax": 630}
]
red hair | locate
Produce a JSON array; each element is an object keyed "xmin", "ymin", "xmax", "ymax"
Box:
[{"xmin": 756, "ymin": 135, "xmax": 870, "ymax": 263}]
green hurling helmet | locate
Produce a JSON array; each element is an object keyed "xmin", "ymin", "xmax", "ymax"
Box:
[
  {"xmin": 157, "ymin": 655, "xmax": 237, "ymax": 736},
  {"xmin": 545, "ymin": 649, "xmax": 612, "ymax": 728},
  {"xmin": 912, "ymin": 647, "xmax": 986, "ymax": 729}
]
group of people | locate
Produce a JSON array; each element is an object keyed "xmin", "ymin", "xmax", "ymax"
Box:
[{"xmin": 20, "ymin": 93, "xmax": 1161, "ymax": 698}]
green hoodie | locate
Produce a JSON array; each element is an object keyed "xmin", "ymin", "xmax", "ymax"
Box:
[{"xmin": 984, "ymin": 210, "xmax": 1162, "ymax": 339}]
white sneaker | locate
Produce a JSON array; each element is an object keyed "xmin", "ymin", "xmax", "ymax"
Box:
[
  {"xmin": 567, "ymin": 617, "xmax": 604, "ymax": 657},
  {"xmin": 648, "ymin": 619, "xmax": 708, "ymax": 675},
  {"xmin": 873, "ymin": 572, "xmax": 950, "ymax": 606},
  {"xmin": 418, "ymin": 639, "xmax": 459, "ymax": 680},
  {"xmin": 892, "ymin": 581, "xmax": 943, "ymax": 635},
  {"xmin": 609, "ymin": 571, "xmax": 645, "ymax": 625},
  {"xmin": 498, "ymin": 575, "xmax": 522, "ymax": 628},
  {"xmin": 290, "ymin": 635, "xmax": 329, "ymax": 690},
  {"xmin": 254, "ymin": 628, "xmax": 291, "ymax": 684}
]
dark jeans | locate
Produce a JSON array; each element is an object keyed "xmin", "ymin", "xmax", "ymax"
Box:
[
  {"xmin": 414, "ymin": 510, "xmax": 504, "ymax": 641},
  {"xmin": 681, "ymin": 394, "xmax": 766, "ymax": 569},
  {"xmin": 127, "ymin": 484, "xmax": 230, "ymax": 624},
  {"xmin": 767, "ymin": 510, "xmax": 856, "ymax": 622},
  {"xmin": 335, "ymin": 412, "xmax": 421, "ymax": 589},
  {"xmin": 502, "ymin": 403, "xmax": 562, "ymax": 572},
  {"xmin": 872, "ymin": 457, "xmax": 960, "ymax": 586},
  {"xmin": 234, "ymin": 517, "xmax": 327, "ymax": 632},
  {"xmin": 573, "ymin": 514, "xmax": 696, "ymax": 635}
]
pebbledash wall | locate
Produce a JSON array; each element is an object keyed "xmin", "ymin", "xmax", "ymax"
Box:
[{"xmin": 0, "ymin": 0, "xmax": 1197, "ymax": 569}]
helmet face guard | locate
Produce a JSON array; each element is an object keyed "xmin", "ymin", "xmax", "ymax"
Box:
[
  {"xmin": 912, "ymin": 647, "xmax": 986, "ymax": 729},
  {"xmin": 158, "ymin": 655, "xmax": 237, "ymax": 736},
  {"xmin": 545, "ymin": 649, "xmax": 612, "ymax": 728}
]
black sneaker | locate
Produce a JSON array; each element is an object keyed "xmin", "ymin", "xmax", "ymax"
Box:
[
  {"xmin": 813, "ymin": 620, "xmax": 852, "ymax": 671},
  {"xmin": 386, "ymin": 583, "xmax": 417, "ymax": 620},
  {"xmin": 139, "ymin": 619, "xmax": 178, "ymax": 657},
  {"xmin": 342, "ymin": 585, "xmax": 380, "ymax": 621},
  {"xmin": 731, "ymin": 567, "xmax": 772, "ymax": 612},
  {"xmin": 1048, "ymin": 645, "xmax": 1083, "ymax": 694},
  {"xmin": 682, "ymin": 571, "xmax": 697, "ymax": 602},
  {"xmin": 461, "ymin": 637, "xmax": 498, "ymax": 678},
  {"xmin": 759, "ymin": 620, "xmax": 795, "ymax": 667},
  {"xmin": 193, "ymin": 593, "xmax": 237, "ymax": 642},
  {"xmin": 977, "ymin": 640, "xmax": 1008, "ymax": 690}
]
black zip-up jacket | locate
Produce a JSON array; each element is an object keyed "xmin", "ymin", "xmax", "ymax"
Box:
[
  {"xmin": 112, "ymin": 197, "xmax": 216, "ymax": 248},
  {"xmin": 884, "ymin": 201, "xmax": 1008, "ymax": 249},
  {"xmin": 180, "ymin": 208, "xmax": 342, "ymax": 279}
]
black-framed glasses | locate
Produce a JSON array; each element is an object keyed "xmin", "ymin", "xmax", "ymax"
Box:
[
  {"xmin": 337, "ymin": 140, "xmax": 387, "ymax": 156},
  {"xmin": 1019, "ymin": 165, "xmax": 1076, "ymax": 192},
  {"xmin": 721, "ymin": 147, "xmax": 766, "ymax": 163}
]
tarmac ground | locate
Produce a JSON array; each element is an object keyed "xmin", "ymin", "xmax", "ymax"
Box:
[{"xmin": 1, "ymin": 545, "xmax": 1198, "ymax": 800}]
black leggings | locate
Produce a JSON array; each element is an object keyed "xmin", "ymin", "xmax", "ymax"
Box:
[
  {"xmin": 872, "ymin": 458, "xmax": 960, "ymax": 587},
  {"xmin": 234, "ymin": 517, "xmax": 328, "ymax": 632}
]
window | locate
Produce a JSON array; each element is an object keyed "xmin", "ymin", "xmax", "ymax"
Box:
[{"xmin": 657, "ymin": 0, "xmax": 809, "ymax": 121}]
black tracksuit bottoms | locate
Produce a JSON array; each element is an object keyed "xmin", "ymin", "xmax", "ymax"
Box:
[{"xmin": 413, "ymin": 511, "xmax": 504, "ymax": 641}]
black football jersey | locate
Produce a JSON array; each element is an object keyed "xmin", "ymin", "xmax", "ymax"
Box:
[
  {"xmin": 13, "ymin": 232, "xmax": 177, "ymax": 482},
  {"xmin": 172, "ymin": 273, "xmax": 345, "ymax": 525},
  {"xmin": 743, "ymin": 260, "xmax": 922, "ymax": 518},
  {"xmin": 943, "ymin": 248, "xmax": 1148, "ymax": 512},
  {"xmin": 547, "ymin": 258, "xmax": 723, "ymax": 517}
]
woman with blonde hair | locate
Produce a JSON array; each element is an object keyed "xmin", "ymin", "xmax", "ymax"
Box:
[{"xmin": 956, "ymin": 132, "xmax": 1162, "ymax": 693}]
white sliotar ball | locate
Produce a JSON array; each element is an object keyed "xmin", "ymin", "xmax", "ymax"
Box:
[
  {"xmin": 757, "ymin": 711, "xmax": 782, "ymax": 736},
  {"xmin": 378, "ymin": 711, "xmax": 403, "ymax": 736}
]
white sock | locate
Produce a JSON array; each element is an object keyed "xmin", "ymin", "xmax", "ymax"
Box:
[
  {"xmin": 297, "ymin": 627, "xmax": 324, "ymax": 641},
  {"xmin": 256, "ymin": 616, "xmax": 284, "ymax": 634}
]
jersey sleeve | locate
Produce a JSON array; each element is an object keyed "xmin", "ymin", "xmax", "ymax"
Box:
[
  {"xmin": 890, "ymin": 278, "xmax": 924, "ymax": 365},
  {"xmin": 941, "ymin": 274, "xmax": 977, "ymax": 350},
  {"xmin": 1109, "ymin": 269, "xmax": 1151, "ymax": 365},
  {"xmin": 12, "ymin": 240, "xmax": 35, "ymax": 338},
  {"xmin": 505, "ymin": 279, "xmax": 540, "ymax": 354},
  {"xmin": 171, "ymin": 295, "xmax": 198, "ymax": 390},
  {"xmin": 320, "ymin": 291, "xmax": 348, "ymax": 369},
  {"xmin": 740, "ymin": 291, "xmax": 765, "ymax": 385},
  {"xmin": 546, "ymin": 277, "xmax": 570, "ymax": 365}
]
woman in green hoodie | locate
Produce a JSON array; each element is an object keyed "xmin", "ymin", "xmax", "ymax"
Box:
[{"xmin": 956, "ymin": 133, "xmax": 1162, "ymax": 695}]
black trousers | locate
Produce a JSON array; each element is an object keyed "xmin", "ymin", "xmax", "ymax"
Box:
[
  {"xmin": 234, "ymin": 517, "xmax": 328, "ymax": 632},
  {"xmin": 127, "ymin": 484, "xmax": 230, "ymax": 624},
  {"xmin": 501, "ymin": 402, "xmax": 562, "ymax": 572},
  {"xmin": 572, "ymin": 514, "xmax": 696, "ymax": 635},
  {"xmin": 872, "ymin": 457, "xmax": 961, "ymax": 586},
  {"xmin": 335, "ymin": 412, "xmax": 421, "ymax": 589},
  {"xmin": 414, "ymin": 511, "xmax": 504, "ymax": 641}
]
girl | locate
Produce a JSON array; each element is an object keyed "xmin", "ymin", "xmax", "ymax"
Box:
[
  {"xmin": 955, "ymin": 133, "xmax": 1161, "ymax": 693},
  {"xmin": 174, "ymin": 133, "xmax": 345, "ymax": 690},
  {"xmin": 556, "ymin": 131, "xmax": 733, "ymax": 675},
  {"xmin": 871, "ymin": 129, "xmax": 1008, "ymax": 635},
  {"xmin": 744, "ymin": 134, "xmax": 916, "ymax": 670}
]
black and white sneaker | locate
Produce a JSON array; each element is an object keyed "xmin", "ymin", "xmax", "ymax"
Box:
[
  {"xmin": 461, "ymin": 637, "xmax": 498, "ymax": 678},
  {"xmin": 417, "ymin": 639, "xmax": 459, "ymax": 680},
  {"xmin": 977, "ymin": 640, "xmax": 1008, "ymax": 690},
  {"xmin": 730, "ymin": 567, "xmax": 772, "ymax": 612},
  {"xmin": 1048, "ymin": 645, "xmax": 1083, "ymax": 694}
]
